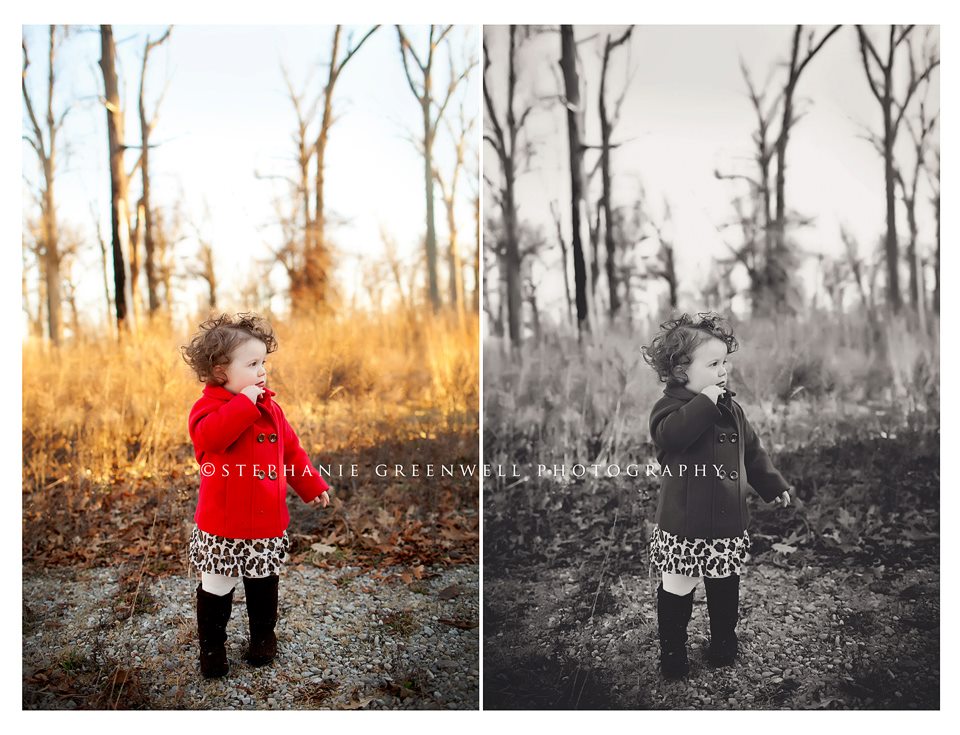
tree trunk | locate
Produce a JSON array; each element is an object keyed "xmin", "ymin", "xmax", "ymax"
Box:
[
  {"xmin": 933, "ymin": 192, "xmax": 940, "ymax": 315},
  {"xmin": 312, "ymin": 26, "xmax": 340, "ymax": 302},
  {"xmin": 100, "ymin": 25, "xmax": 135, "ymax": 334},
  {"xmin": 131, "ymin": 200, "xmax": 144, "ymax": 331},
  {"xmin": 445, "ymin": 181, "xmax": 466, "ymax": 330},
  {"xmin": 560, "ymin": 25, "xmax": 589, "ymax": 336},
  {"xmin": 308, "ymin": 25, "xmax": 376, "ymax": 312},
  {"xmin": 598, "ymin": 39, "xmax": 619, "ymax": 319},
  {"xmin": 423, "ymin": 110, "xmax": 440, "ymax": 311},
  {"xmin": 503, "ymin": 166, "xmax": 521, "ymax": 345},
  {"xmin": 42, "ymin": 158, "xmax": 62, "ymax": 346},
  {"xmin": 93, "ymin": 208, "xmax": 114, "ymax": 337},
  {"xmin": 882, "ymin": 106, "xmax": 901, "ymax": 312},
  {"xmin": 550, "ymin": 201, "xmax": 574, "ymax": 328},
  {"xmin": 137, "ymin": 27, "xmax": 171, "ymax": 318},
  {"xmin": 472, "ymin": 193, "xmax": 480, "ymax": 315}
]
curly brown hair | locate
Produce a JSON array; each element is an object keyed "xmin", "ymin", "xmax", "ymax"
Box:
[
  {"xmin": 641, "ymin": 312, "xmax": 739, "ymax": 385},
  {"xmin": 180, "ymin": 312, "xmax": 278, "ymax": 385}
]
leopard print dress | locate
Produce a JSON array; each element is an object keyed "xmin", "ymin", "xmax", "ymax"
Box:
[
  {"xmin": 649, "ymin": 525, "xmax": 751, "ymax": 578},
  {"xmin": 189, "ymin": 526, "xmax": 290, "ymax": 578}
]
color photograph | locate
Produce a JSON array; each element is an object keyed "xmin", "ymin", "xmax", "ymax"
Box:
[{"xmin": 22, "ymin": 23, "xmax": 480, "ymax": 710}]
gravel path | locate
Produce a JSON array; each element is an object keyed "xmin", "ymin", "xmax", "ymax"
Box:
[
  {"xmin": 23, "ymin": 563, "xmax": 478, "ymax": 710},
  {"xmin": 484, "ymin": 558, "xmax": 938, "ymax": 709}
]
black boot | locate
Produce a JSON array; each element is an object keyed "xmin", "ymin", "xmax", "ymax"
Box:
[
  {"xmin": 704, "ymin": 573, "xmax": 740, "ymax": 666},
  {"xmin": 657, "ymin": 583, "xmax": 694, "ymax": 679},
  {"xmin": 242, "ymin": 575, "xmax": 279, "ymax": 666},
  {"xmin": 196, "ymin": 583, "xmax": 233, "ymax": 679}
]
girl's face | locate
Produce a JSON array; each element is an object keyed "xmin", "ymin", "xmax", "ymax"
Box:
[
  {"xmin": 683, "ymin": 336, "xmax": 729, "ymax": 394},
  {"xmin": 216, "ymin": 338, "xmax": 268, "ymax": 394}
]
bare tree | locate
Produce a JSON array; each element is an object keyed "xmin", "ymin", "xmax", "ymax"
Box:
[
  {"xmin": 598, "ymin": 26, "xmax": 634, "ymax": 319},
  {"xmin": 717, "ymin": 30, "xmax": 834, "ymax": 314},
  {"xmin": 22, "ymin": 218, "xmax": 46, "ymax": 339},
  {"xmin": 22, "ymin": 26, "xmax": 71, "ymax": 347},
  {"xmin": 186, "ymin": 237, "xmax": 218, "ymax": 311},
  {"xmin": 484, "ymin": 25, "xmax": 533, "ymax": 347},
  {"xmin": 640, "ymin": 201, "xmax": 679, "ymax": 310},
  {"xmin": 856, "ymin": 24, "xmax": 939, "ymax": 313},
  {"xmin": 893, "ymin": 81, "xmax": 938, "ymax": 325},
  {"xmin": 397, "ymin": 25, "xmax": 477, "ymax": 312},
  {"xmin": 279, "ymin": 63, "xmax": 321, "ymax": 314},
  {"xmin": 549, "ymin": 200, "xmax": 574, "ymax": 328},
  {"xmin": 770, "ymin": 25, "xmax": 840, "ymax": 294},
  {"xmin": 379, "ymin": 226, "xmax": 414, "ymax": 318},
  {"xmin": 137, "ymin": 26, "xmax": 172, "ymax": 319},
  {"xmin": 308, "ymin": 25, "xmax": 379, "ymax": 309},
  {"xmin": 99, "ymin": 25, "xmax": 141, "ymax": 336},
  {"xmin": 559, "ymin": 25, "xmax": 591, "ymax": 338},
  {"xmin": 58, "ymin": 224, "xmax": 83, "ymax": 339},
  {"xmin": 925, "ymin": 146, "xmax": 939, "ymax": 315},
  {"xmin": 482, "ymin": 214, "xmax": 506, "ymax": 338},
  {"xmin": 434, "ymin": 101, "xmax": 476, "ymax": 332},
  {"xmin": 466, "ymin": 156, "xmax": 480, "ymax": 316}
]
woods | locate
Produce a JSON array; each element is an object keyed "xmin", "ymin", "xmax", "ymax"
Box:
[
  {"xmin": 482, "ymin": 24, "xmax": 939, "ymax": 711},
  {"xmin": 483, "ymin": 25, "xmax": 940, "ymax": 341},
  {"xmin": 22, "ymin": 24, "xmax": 480, "ymax": 711},
  {"xmin": 22, "ymin": 24, "xmax": 479, "ymax": 341}
]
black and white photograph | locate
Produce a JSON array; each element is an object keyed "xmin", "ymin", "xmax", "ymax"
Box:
[{"xmin": 482, "ymin": 24, "xmax": 939, "ymax": 710}]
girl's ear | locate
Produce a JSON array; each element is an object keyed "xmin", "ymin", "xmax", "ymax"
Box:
[{"xmin": 211, "ymin": 364, "xmax": 226, "ymax": 383}]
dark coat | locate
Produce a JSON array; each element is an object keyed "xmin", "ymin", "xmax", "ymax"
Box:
[
  {"xmin": 189, "ymin": 383, "xmax": 330, "ymax": 538},
  {"xmin": 649, "ymin": 382, "xmax": 789, "ymax": 539}
]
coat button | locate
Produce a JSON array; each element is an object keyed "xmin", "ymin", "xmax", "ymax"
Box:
[
  {"xmin": 269, "ymin": 469, "xmax": 278, "ymax": 480},
  {"xmin": 730, "ymin": 470, "xmax": 739, "ymax": 480},
  {"xmin": 269, "ymin": 433, "xmax": 278, "ymax": 443},
  {"xmin": 257, "ymin": 433, "xmax": 265, "ymax": 443},
  {"xmin": 717, "ymin": 468, "xmax": 726, "ymax": 479},
  {"xmin": 257, "ymin": 470, "xmax": 266, "ymax": 479},
  {"xmin": 731, "ymin": 433, "xmax": 739, "ymax": 443},
  {"xmin": 718, "ymin": 433, "xmax": 726, "ymax": 443}
]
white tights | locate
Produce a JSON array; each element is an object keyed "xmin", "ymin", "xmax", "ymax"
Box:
[
  {"xmin": 662, "ymin": 571, "xmax": 737, "ymax": 595},
  {"xmin": 662, "ymin": 571, "xmax": 702, "ymax": 596},
  {"xmin": 201, "ymin": 572, "xmax": 240, "ymax": 596}
]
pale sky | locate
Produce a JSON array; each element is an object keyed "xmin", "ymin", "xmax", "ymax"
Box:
[
  {"xmin": 483, "ymin": 25, "xmax": 940, "ymax": 323},
  {"xmin": 21, "ymin": 24, "xmax": 479, "ymax": 333}
]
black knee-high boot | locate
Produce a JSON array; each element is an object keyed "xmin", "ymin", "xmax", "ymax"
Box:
[
  {"xmin": 242, "ymin": 575, "xmax": 279, "ymax": 666},
  {"xmin": 196, "ymin": 584, "xmax": 233, "ymax": 678},
  {"xmin": 657, "ymin": 583, "xmax": 694, "ymax": 679},
  {"xmin": 704, "ymin": 573, "xmax": 739, "ymax": 666}
]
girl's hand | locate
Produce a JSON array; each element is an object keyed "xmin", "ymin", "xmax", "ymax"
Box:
[
  {"xmin": 240, "ymin": 384, "xmax": 264, "ymax": 404},
  {"xmin": 775, "ymin": 489, "xmax": 792, "ymax": 507},
  {"xmin": 310, "ymin": 491, "xmax": 330, "ymax": 508},
  {"xmin": 700, "ymin": 384, "xmax": 724, "ymax": 403}
]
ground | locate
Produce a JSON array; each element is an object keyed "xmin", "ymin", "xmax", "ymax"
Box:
[{"xmin": 23, "ymin": 562, "xmax": 479, "ymax": 710}]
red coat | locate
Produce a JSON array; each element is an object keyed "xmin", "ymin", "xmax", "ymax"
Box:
[{"xmin": 189, "ymin": 383, "xmax": 330, "ymax": 538}]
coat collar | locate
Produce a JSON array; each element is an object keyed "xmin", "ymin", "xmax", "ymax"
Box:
[
  {"xmin": 663, "ymin": 381, "xmax": 736, "ymax": 405},
  {"xmin": 202, "ymin": 382, "xmax": 276, "ymax": 406}
]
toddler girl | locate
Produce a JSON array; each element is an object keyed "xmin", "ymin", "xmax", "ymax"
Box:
[
  {"xmin": 180, "ymin": 312, "xmax": 331, "ymax": 678},
  {"xmin": 641, "ymin": 312, "xmax": 792, "ymax": 679}
]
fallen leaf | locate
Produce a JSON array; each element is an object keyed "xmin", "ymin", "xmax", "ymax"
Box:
[
  {"xmin": 438, "ymin": 584, "xmax": 461, "ymax": 600},
  {"xmin": 772, "ymin": 543, "xmax": 797, "ymax": 554}
]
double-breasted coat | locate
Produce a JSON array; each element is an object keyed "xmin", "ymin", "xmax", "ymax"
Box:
[
  {"xmin": 189, "ymin": 383, "xmax": 330, "ymax": 539},
  {"xmin": 649, "ymin": 382, "xmax": 789, "ymax": 539}
]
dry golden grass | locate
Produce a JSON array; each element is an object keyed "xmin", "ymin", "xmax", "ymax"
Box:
[
  {"xmin": 22, "ymin": 307, "xmax": 479, "ymax": 567},
  {"xmin": 23, "ymin": 308, "xmax": 479, "ymax": 493}
]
